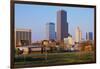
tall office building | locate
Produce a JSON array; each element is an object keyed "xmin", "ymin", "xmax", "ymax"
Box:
[
  {"xmin": 75, "ymin": 26, "xmax": 82, "ymax": 42},
  {"xmin": 46, "ymin": 23, "xmax": 56, "ymax": 40},
  {"xmin": 57, "ymin": 10, "xmax": 68, "ymax": 41},
  {"xmin": 86, "ymin": 32, "xmax": 93, "ymax": 40},
  {"xmin": 15, "ymin": 28, "xmax": 32, "ymax": 47}
]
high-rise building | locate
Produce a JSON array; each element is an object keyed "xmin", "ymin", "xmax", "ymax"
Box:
[
  {"xmin": 75, "ymin": 26, "xmax": 82, "ymax": 42},
  {"xmin": 57, "ymin": 10, "xmax": 68, "ymax": 41},
  {"xmin": 15, "ymin": 28, "xmax": 32, "ymax": 47},
  {"xmin": 86, "ymin": 32, "xmax": 93, "ymax": 40},
  {"xmin": 46, "ymin": 23, "xmax": 56, "ymax": 40}
]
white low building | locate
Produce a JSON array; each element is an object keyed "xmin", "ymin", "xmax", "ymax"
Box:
[{"xmin": 64, "ymin": 36, "xmax": 74, "ymax": 51}]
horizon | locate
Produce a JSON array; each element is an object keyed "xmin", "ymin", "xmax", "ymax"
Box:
[{"xmin": 15, "ymin": 3, "xmax": 94, "ymax": 42}]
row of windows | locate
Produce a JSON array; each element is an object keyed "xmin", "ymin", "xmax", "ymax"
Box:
[{"xmin": 16, "ymin": 31, "xmax": 31, "ymax": 41}]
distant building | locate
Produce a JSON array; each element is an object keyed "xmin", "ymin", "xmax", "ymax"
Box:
[
  {"xmin": 57, "ymin": 10, "xmax": 68, "ymax": 41},
  {"xmin": 75, "ymin": 26, "xmax": 82, "ymax": 43},
  {"xmin": 15, "ymin": 28, "xmax": 32, "ymax": 47},
  {"xmin": 86, "ymin": 32, "xmax": 93, "ymax": 40},
  {"xmin": 64, "ymin": 36, "xmax": 74, "ymax": 51},
  {"xmin": 55, "ymin": 32, "xmax": 57, "ymax": 40},
  {"xmin": 46, "ymin": 23, "xmax": 56, "ymax": 40},
  {"xmin": 64, "ymin": 36, "xmax": 74, "ymax": 45}
]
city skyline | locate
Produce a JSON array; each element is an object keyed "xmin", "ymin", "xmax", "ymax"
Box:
[{"xmin": 15, "ymin": 4, "xmax": 94, "ymax": 42}]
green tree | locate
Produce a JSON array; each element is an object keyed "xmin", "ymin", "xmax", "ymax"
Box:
[{"xmin": 15, "ymin": 48, "xmax": 20, "ymax": 55}]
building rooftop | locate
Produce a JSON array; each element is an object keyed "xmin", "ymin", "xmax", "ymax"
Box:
[{"xmin": 15, "ymin": 28, "xmax": 32, "ymax": 32}]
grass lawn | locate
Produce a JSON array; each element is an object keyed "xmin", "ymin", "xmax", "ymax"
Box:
[{"xmin": 14, "ymin": 51, "xmax": 95, "ymax": 67}]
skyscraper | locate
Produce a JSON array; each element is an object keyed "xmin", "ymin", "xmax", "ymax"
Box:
[
  {"xmin": 46, "ymin": 23, "xmax": 56, "ymax": 40},
  {"xmin": 57, "ymin": 10, "xmax": 68, "ymax": 41},
  {"xmin": 75, "ymin": 26, "xmax": 82, "ymax": 42},
  {"xmin": 86, "ymin": 32, "xmax": 93, "ymax": 40}
]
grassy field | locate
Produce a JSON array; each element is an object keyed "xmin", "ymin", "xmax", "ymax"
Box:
[{"xmin": 14, "ymin": 51, "xmax": 95, "ymax": 67}]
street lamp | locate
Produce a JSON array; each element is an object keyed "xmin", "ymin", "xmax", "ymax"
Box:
[{"xmin": 42, "ymin": 40, "xmax": 49, "ymax": 62}]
